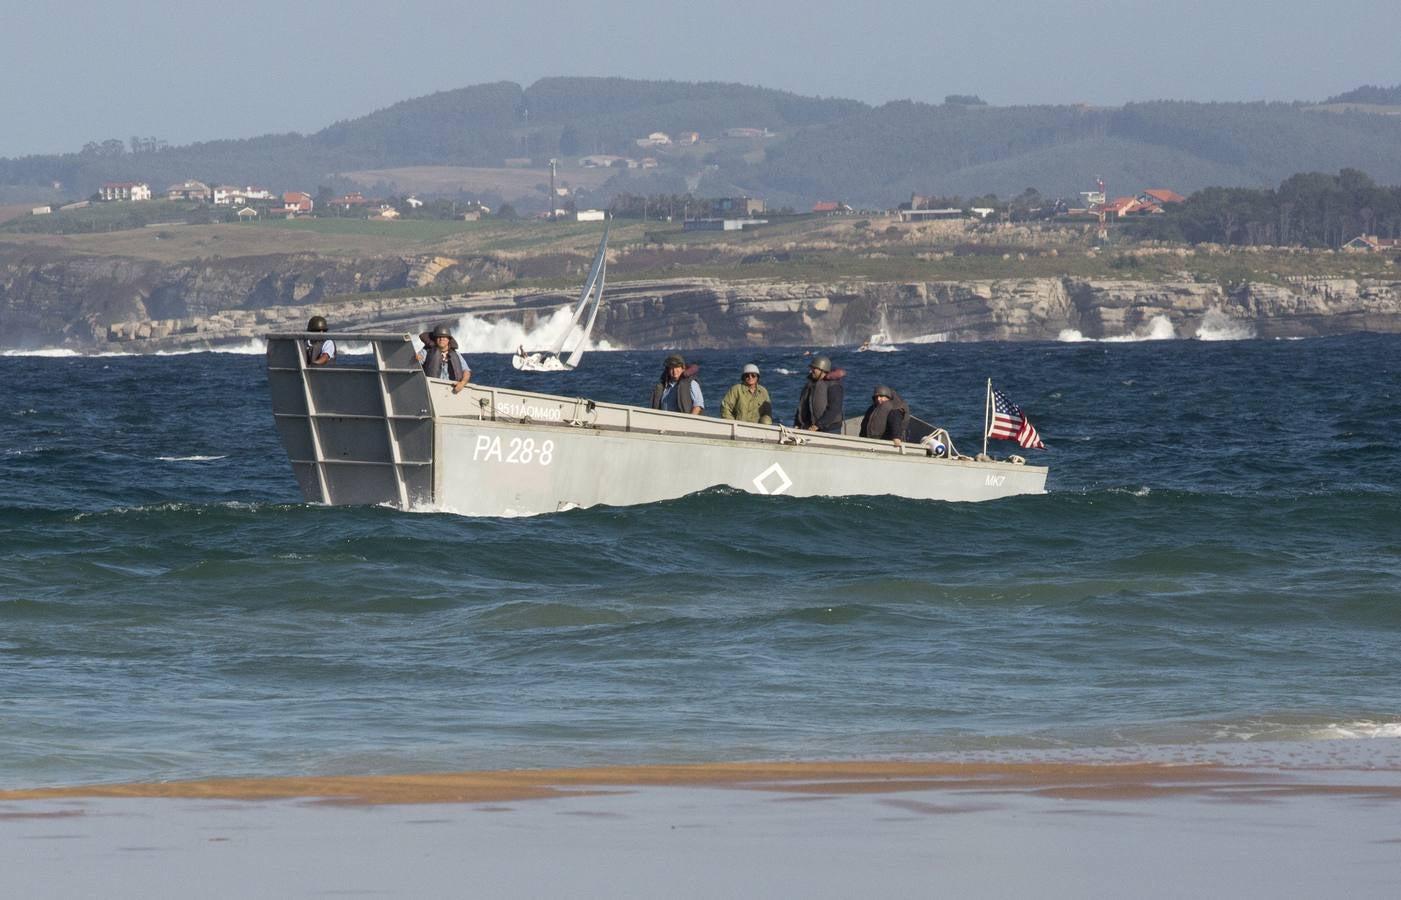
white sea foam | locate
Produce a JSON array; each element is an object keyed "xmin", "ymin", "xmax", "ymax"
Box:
[
  {"xmin": 1058, "ymin": 315, "xmax": 1177, "ymax": 343},
  {"xmin": 448, "ymin": 307, "xmax": 617, "ymax": 355},
  {"xmin": 901, "ymin": 332, "xmax": 950, "ymax": 344},
  {"xmin": 400, "ymin": 499, "xmax": 545, "ymax": 518},
  {"xmin": 155, "ymin": 455, "xmax": 227, "ymax": 462},
  {"xmin": 1312, "ymin": 721, "xmax": 1401, "ymax": 740},
  {"xmin": 857, "ymin": 332, "xmax": 901, "ymax": 352},
  {"xmin": 152, "ymin": 338, "xmax": 268, "ymax": 356},
  {"xmin": 1195, "ymin": 308, "xmax": 1256, "ymax": 341},
  {"xmin": 1, "ymin": 347, "xmax": 144, "ymax": 358},
  {"xmin": 1, "ymin": 347, "xmax": 81, "ymax": 357}
]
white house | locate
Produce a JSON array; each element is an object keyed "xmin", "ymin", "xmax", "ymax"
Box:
[
  {"xmin": 99, "ymin": 182, "xmax": 151, "ymax": 202},
  {"xmin": 165, "ymin": 180, "xmax": 211, "ymax": 202},
  {"xmin": 575, "ymin": 209, "xmax": 606, "ymax": 222}
]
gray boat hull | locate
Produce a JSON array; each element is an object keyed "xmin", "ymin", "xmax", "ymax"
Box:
[{"xmin": 267, "ymin": 333, "xmax": 1047, "ymax": 516}]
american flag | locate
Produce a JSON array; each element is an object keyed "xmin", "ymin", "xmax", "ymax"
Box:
[{"xmin": 988, "ymin": 388, "xmax": 1046, "ymax": 450}]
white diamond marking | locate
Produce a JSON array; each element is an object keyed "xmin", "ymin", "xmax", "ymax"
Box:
[{"xmin": 752, "ymin": 462, "xmax": 793, "ymax": 496}]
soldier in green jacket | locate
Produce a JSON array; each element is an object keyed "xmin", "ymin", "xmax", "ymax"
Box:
[{"xmin": 720, "ymin": 363, "xmax": 774, "ymax": 424}]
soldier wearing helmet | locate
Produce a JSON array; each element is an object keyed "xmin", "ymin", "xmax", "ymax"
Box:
[
  {"xmin": 304, "ymin": 315, "xmax": 335, "ymax": 366},
  {"xmin": 794, "ymin": 354, "xmax": 844, "ymax": 433},
  {"xmin": 720, "ymin": 363, "xmax": 773, "ymax": 424},
  {"xmin": 649, "ymin": 353, "xmax": 704, "ymax": 414},
  {"xmin": 419, "ymin": 323, "xmax": 471, "ymax": 393},
  {"xmin": 860, "ymin": 384, "xmax": 909, "ymax": 447}
]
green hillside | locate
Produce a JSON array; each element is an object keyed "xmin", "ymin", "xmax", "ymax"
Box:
[{"xmin": 3, "ymin": 78, "xmax": 1400, "ymax": 211}]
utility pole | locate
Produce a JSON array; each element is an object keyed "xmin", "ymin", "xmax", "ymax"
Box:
[{"xmin": 549, "ymin": 158, "xmax": 557, "ymax": 221}]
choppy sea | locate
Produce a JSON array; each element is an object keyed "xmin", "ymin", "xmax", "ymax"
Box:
[{"xmin": 2, "ymin": 330, "xmax": 1399, "ymax": 789}]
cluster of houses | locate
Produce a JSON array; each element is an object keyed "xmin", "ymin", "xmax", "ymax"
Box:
[
  {"xmin": 1343, "ymin": 234, "xmax": 1401, "ymax": 252},
  {"xmin": 90, "ymin": 180, "xmax": 445, "ymax": 221},
  {"xmin": 1076, "ymin": 187, "xmax": 1188, "ymax": 218},
  {"xmin": 96, "ymin": 180, "xmax": 315, "ymax": 219}
]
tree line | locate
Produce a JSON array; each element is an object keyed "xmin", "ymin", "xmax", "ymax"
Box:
[{"xmin": 1127, "ymin": 169, "xmax": 1401, "ymax": 247}]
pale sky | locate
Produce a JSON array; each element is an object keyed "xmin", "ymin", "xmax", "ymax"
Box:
[{"xmin": 3, "ymin": 0, "xmax": 1398, "ymax": 158}]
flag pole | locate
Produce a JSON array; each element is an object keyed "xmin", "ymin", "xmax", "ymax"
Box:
[{"xmin": 982, "ymin": 378, "xmax": 991, "ymax": 458}]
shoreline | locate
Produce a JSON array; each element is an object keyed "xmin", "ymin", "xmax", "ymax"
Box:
[
  {"xmin": 6, "ymin": 755, "xmax": 1401, "ymax": 806},
  {"xmin": 7, "ymin": 756, "xmax": 1401, "ymax": 898}
]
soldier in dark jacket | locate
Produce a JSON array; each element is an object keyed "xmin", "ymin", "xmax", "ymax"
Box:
[
  {"xmin": 859, "ymin": 384, "xmax": 908, "ymax": 447},
  {"xmin": 794, "ymin": 355, "xmax": 844, "ymax": 433},
  {"xmin": 304, "ymin": 315, "xmax": 335, "ymax": 366},
  {"xmin": 420, "ymin": 324, "xmax": 471, "ymax": 393}
]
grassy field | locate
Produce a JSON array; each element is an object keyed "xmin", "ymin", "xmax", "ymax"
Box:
[
  {"xmin": 1, "ymin": 208, "xmax": 1396, "ymax": 288},
  {"xmin": 337, "ymin": 165, "xmax": 617, "ymax": 202}
]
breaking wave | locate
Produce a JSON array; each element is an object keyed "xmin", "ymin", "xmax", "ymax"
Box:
[
  {"xmin": 449, "ymin": 306, "xmax": 618, "ymax": 355},
  {"xmin": 1058, "ymin": 315, "xmax": 1177, "ymax": 343},
  {"xmin": 1195, "ymin": 308, "xmax": 1257, "ymax": 341}
]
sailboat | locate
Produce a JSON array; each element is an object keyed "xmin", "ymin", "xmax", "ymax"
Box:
[{"xmin": 513, "ymin": 227, "xmax": 608, "ymax": 372}]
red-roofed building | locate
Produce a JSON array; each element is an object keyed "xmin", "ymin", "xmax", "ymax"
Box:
[
  {"xmin": 1344, "ymin": 234, "xmax": 1401, "ymax": 251},
  {"xmin": 813, "ymin": 200, "xmax": 852, "ymax": 215},
  {"xmin": 1138, "ymin": 188, "xmax": 1186, "ymax": 205},
  {"xmin": 1103, "ymin": 195, "xmax": 1171, "ymax": 217},
  {"xmin": 332, "ymin": 192, "xmax": 369, "ymax": 210},
  {"xmin": 282, "ymin": 192, "xmax": 313, "ymax": 215}
]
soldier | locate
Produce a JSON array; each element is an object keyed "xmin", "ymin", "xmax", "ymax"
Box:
[
  {"xmin": 420, "ymin": 324, "xmax": 471, "ymax": 394},
  {"xmin": 304, "ymin": 315, "xmax": 335, "ymax": 366},
  {"xmin": 650, "ymin": 353, "xmax": 704, "ymax": 414},
  {"xmin": 859, "ymin": 384, "xmax": 908, "ymax": 448},
  {"xmin": 720, "ymin": 363, "xmax": 773, "ymax": 424},
  {"xmin": 794, "ymin": 355, "xmax": 844, "ymax": 433}
]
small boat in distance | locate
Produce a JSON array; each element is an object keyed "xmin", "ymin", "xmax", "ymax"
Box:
[{"xmin": 514, "ymin": 227, "xmax": 608, "ymax": 372}]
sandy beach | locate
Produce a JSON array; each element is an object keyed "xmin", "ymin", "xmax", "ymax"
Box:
[{"xmin": 5, "ymin": 756, "xmax": 1401, "ymax": 898}]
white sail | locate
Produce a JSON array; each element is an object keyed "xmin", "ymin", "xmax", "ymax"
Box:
[
  {"xmin": 550, "ymin": 227, "xmax": 609, "ymax": 358},
  {"xmin": 515, "ymin": 227, "xmax": 608, "ymax": 372},
  {"xmin": 565, "ymin": 254, "xmax": 606, "ymax": 369}
]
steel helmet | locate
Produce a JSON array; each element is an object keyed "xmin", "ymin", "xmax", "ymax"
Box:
[
  {"xmin": 307, "ymin": 315, "xmax": 328, "ymax": 332},
  {"xmin": 431, "ymin": 324, "xmax": 452, "ymax": 339},
  {"xmin": 872, "ymin": 384, "xmax": 893, "ymax": 399},
  {"xmin": 663, "ymin": 353, "xmax": 686, "ymax": 368},
  {"xmin": 741, "ymin": 363, "xmax": 760, "ymax": 376},
  {"xmin": 809, "ymin": 355, "xmax": 832, "ymax": 373}
]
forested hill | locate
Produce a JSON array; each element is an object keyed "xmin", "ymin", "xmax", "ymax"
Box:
[{"xmin": 3, "ymin": 78, "xmax": 1401, "ymax": 209}]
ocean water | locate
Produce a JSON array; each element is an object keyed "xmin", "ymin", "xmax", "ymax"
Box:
[{"xmin": 2, "ymin": 334, "xmax": 1399, "ymax": 789}]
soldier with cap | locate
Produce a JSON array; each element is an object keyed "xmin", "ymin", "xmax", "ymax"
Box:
[
  {"xmin": 720, "ymin": 363, "xmax": 773, "ymax": 424},
  {"xmin": 859, "ymin": 384, "xmax": 909, "ymax": 447},
  {"xmin": 649, "ymin": 353, "xmax": 704, "ymax": 414},
  {"xmin": 304, "ymin": 315, "xmax": 335, "ymax": 366},
  {"xmin": 794, "ymin": 354, "xmax": 844, "ymax": 433},
  {"xmin": 420, "ymin": 323, "xmax": 471, "ymax": 393}
]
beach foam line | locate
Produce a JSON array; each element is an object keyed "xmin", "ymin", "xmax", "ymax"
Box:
[{"xmin": 5, "ymin": 759, "xmax": 1400, "ymax": 806}]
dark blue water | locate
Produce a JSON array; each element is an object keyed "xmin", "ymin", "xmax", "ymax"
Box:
[{"xmin": 2, "ymin": 335, "xmax": 1400, "ymax": 788}]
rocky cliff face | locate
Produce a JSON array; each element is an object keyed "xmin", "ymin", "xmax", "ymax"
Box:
[
  {"xmin": 589, "ymin": 276, "xmax": 1401, "ymax": 345},
  {"xmin": 3, "ymin": 249, "xmax": 1400, "ymax": 351}
]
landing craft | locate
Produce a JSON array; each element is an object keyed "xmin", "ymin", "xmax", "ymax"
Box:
[{"xmin": 265, "ymin": 332, "xmax": 1047, "ymax": 516}]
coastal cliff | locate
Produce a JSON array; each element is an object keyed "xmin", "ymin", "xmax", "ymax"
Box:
[{"xmin": 3, "ymin": 250, "xmax": 1400, "ymax": 350}]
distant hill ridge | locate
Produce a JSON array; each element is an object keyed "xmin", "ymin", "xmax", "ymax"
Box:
[
  {"xmin": 1324, "ymin": 84, "xmax": 1401, "ymax": 105},
  {"xmin": 3, "ymin": 78, "xmax": 1401, "ymax": 209}
]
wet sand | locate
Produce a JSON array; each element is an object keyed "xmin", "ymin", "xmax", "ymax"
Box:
[{"xmin": 5, "ymin": 755, "xmax": 1401, "ymax": 897}]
